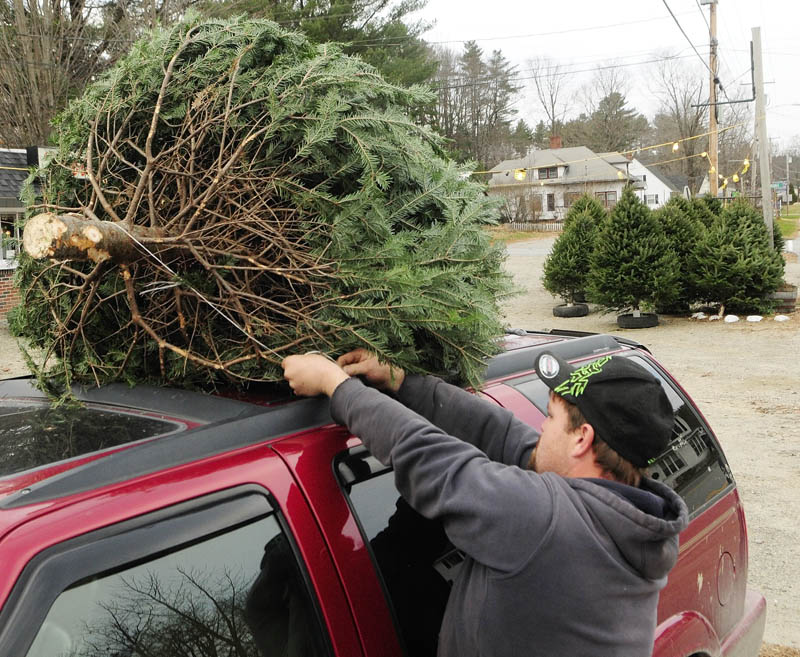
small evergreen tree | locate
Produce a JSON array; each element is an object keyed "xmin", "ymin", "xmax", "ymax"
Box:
[
  {"xmin": 698, "ymin": 195, "xmax": 723, "ymax": 216},
  {"xmin": 773, "ymin": 220, "xmax": 785, "ymax": 254},
  {"xmin": 689, "ymin": 196, "xmax": 718, "ymax": 228},
  {"xmin": 690, "ymin": 198, "xmax": 785, "ymax": 313},
  {"xmin": 588, "ymin": 186, "xmax": 680, "ymax": 315},
  {"xmin": 542, "ymin": 210, "xmax": 596, "ymax": 304},
  {"xmin": 655, "ymin": 200, "xmax": 704, "ymax": 312},
  {"xmin": 563, "ymin": 194, "xmax": 607, "ymax": 229}
]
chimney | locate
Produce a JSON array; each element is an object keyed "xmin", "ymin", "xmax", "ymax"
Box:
[{"xmin": 549, "ymin": 135, "xmax": 562, "ymax": 150}]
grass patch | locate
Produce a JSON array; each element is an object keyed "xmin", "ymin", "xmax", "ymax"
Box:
[
  {"xmin": 778, "ymin": 203, "xmax": 800, "ymax": 238},
  {"xmin": 486, "ymin": 226, "xmax": 559, "ymax": 244}
]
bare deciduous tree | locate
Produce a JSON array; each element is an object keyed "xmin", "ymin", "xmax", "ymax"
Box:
[
  {"xmin": 527, "ymin": 56, "xmax": 570, "ymax": 136},
  {"xmin": 648, "ymin": 55, "xmax": 708, "ymax": 193},
  {"xmin": 0, "ymin": 0, "xmax": 194, "ymax": 146}
]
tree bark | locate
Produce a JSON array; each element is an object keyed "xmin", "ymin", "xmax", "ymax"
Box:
[{"xmin": 23, "ymin": 213, "xmax": 165, "ymax": 264}]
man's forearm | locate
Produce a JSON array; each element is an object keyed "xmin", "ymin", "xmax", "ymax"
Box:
[{"xmin": 397, "ymin": 374, "xmax": 538, "ymax": 466}]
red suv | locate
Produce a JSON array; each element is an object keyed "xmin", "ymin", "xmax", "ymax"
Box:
[{"xmin": 0, "ymin": 330, "xmax": 766, "ymax": 657}]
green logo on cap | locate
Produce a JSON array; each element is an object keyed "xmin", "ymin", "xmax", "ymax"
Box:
[{"xmin": 553, "ymin": 356, "xmax": 611, "ymax": 397}]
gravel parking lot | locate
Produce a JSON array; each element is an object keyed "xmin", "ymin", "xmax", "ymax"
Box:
[
  {"xmin": 0, "ymin": 235, "xmax": 797, "ymax": 654},
  {"xmin": 501, "ymin": 236, "xmax": 800, "ymax": 653}
]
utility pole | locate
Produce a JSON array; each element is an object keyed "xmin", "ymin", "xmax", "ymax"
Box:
[
  {"xmin": 704, "ymin": 0, "xmax": 719, "ymax": 198},
  {"xmin": 752, "ymin": 26, "xmax": 774, "ymax": 246}
]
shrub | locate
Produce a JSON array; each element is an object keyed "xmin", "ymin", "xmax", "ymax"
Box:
[
  {"xmin": 588, "ymin": 186, "xmax": 680, "ymax": 315},
  {"xmin": 690, "ymin": 198, "xmax": 785, "ymax": 313},
  {"xmin": 542, "ymin": 210, "xmax": 596, "ymax": 304},
  {"xmin": 563, "ymin": 194, "xmax": 607, "ymax": 229},
  {"xmin": 653, "ymin": 202, "xmax": 704, "ymax": 312}
]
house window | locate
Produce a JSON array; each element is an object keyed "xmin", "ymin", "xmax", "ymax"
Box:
[
  {"xmin": 594, "ymin": 191, "xmax": 617, "ymax": 209},
  {"xmin": 538, "ymin": 166, "xmax": 558, "ymax": 179},
  {"xmin": 642, "ymin": 174, "xmax": 647, "ymax": 182},
  {"xmin": 645, "ymin": 194, "xmax": 659, "ymax": 205},
  {"xmin": 0, "ymin": 213, "xmax": 20, "ymax": 260},
  {"xmin": 563, "ymin": 192, "xmax": 582, "ymax": 207},
  {"xmin": 546, "ymin": 193, "xmax": 555, "ymax": 212}
]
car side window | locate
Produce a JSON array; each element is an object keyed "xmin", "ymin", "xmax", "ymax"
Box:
[
  {"xmin": 337, "ymin": 447, "xmax": 457, "ymax": 657},
  {"xmin": 510, "ymin": 354, "xmax": 733, "ymax": 517},
  {"xmin": 627, "ymin": 355, "xmax": 733, "ymax": 516},
  {"xmin": 19, "ymin": 494, "xmax": 328, "ymax": 657}
]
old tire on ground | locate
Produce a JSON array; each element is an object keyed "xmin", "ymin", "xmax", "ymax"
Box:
[
  {"xmin": 617, "ymin": 312, "xmax": 659, "ymax": 329},
  {"xmin": 553, "ymin": 303, "xmax": 589, "ymax": 318}
]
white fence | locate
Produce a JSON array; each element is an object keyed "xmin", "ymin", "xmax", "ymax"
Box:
[{"xmin": 505, "ymin": 221, "xmax": 563, "ymax": 232}]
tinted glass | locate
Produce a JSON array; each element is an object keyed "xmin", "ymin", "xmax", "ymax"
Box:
[
  {"xmin": 338, "ymin": 449, "xmax": 455, "ymax": 657},
  {"xmin": 25, "ymin": 514, "xmax": 327, "ymax": 657},
  {"xmin": 628, "ymin": 356, "xmax": 733, "ymax": 515},
  {"xmin": 0, "ymin": 401, "xmax": 181, "ymax": 477},
  {"xmin": 510, "ymin": 354, "xmax": 733, "ymax": 516}
]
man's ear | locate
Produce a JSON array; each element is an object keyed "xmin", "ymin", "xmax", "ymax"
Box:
[{"xmin": 569, "ymin": 423, "xmax": 595, "ymax": 459}]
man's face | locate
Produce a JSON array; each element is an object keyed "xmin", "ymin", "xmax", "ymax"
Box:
[{"xmin": 529, "ymin": 393, "xmax": 577, "ymax": 476}]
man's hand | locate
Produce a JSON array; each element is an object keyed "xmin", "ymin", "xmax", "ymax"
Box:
[
  {"xmin": 337, "ymin": 349, "xmax": 405, "ymax": 393},
  {"xmin": 282, "ymin": 354, "xmax": 350, "ymax": 397}
]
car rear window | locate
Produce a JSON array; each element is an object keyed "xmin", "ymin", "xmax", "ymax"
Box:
[{"xmin": 0, "ymin": 401, "xmax": 182, "ymax": 478}]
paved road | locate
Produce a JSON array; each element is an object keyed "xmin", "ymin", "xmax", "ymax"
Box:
[{"xmin": 504, "ymin": 237, "xmax": 556, "ymax": 257}]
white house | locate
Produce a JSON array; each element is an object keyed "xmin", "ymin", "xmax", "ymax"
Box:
[
  {"xmin": 488, "ymin": 141, "xmax": 636, "ymax": 222},
  {"xmin": 488, "ymin": 140, "xmax": 684, "ymax": 222},
  {"xmin": 627, "ymin": 158, "xmax": 687, "ymax": 208}
]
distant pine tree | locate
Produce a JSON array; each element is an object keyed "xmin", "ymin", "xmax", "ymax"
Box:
[
  {"xmin": 655, "ymin": 199, "xmax": 704, "ymax": 312},
  {"xmin": 690, "ymin": 198, "xmax": 785, "ymax": 313},
  {"xmin": 588, "ymin": 186, "xmax": 680, "ymax": 316},
  {"xmin": 562, "ymin": 194, "xmax": 607, "ymax": 229},
  {"xmin": 542, "ymin": 210, "xmax": 597, "ymax": 304}
]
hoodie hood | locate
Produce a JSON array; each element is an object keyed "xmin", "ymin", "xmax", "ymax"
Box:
[{"xmin": 570, "ymin": 476, "xmax": 689, "ymax": 580}]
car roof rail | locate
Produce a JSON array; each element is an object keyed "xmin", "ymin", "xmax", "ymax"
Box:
[
  {"xmin": 539, "ymin": 328, "xmax": 650, "ymax": 352},
  {"xmin": 485, "ymin": 333, "xmax": 633, "ymax": 381},
  {"xmin": 0, "ymin": 397, "xmax": 333, "ymax": 510}
]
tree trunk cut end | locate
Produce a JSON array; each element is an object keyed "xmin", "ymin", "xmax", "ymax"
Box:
[{"xmin": 24, "ymin": 213, "xmax": 163, "ymax": 264}]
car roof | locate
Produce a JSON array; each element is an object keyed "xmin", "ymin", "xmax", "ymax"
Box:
[{"xmin": 0, "ymin": 330, "xmax": 643, "ymax": 511}]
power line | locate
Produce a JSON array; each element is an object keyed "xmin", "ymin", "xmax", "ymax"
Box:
[
  {"xmin": 694, "ymin": 0, "xmax": 710, "ymax": 31},
  {"xmin": 431, "ymin": 47, "xmax": 700, "ymax": 88},
  {"xmin": 7, "ymin": 11, "xmax": 695, "ymax": 50},
  {"xmin": 433, "ymin": 53, "xmax": 697, "ymax": 91},
  {"xmin": 349, "ymin": 12, "xmax": 696, "ymax": 48},
  {"xmin": 660, "ymin": 0, "xmax": 715, "ymax": 77}
]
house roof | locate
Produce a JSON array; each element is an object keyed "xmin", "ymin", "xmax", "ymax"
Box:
[
  {"xmin": 598, "ymin": 152, "xmax": 631, "ymax": 166},
  {"xmin": 489, "ymin": 146, "xmax": 628, "ymax": 187},
  {"xmin": 0, "ymin": 149, "xmax": 29, "ymax": 208},
  {"xmin": 656, "ymin": 169, "xmax": 688, "ymax": 193}
]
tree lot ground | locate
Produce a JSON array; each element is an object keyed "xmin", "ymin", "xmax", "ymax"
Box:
[{"xmin": 502, "ymin": 234, "xmax": 800, "ymax": 654}]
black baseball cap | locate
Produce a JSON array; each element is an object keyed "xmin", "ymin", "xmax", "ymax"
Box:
[{"xmin": 534, "ymin": 351, "xmax": 674, "ymax": 467}]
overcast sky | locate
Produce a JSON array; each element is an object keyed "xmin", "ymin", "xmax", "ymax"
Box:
[{"xmin": 411, "ymin": 0, "xmax": 799, "ymax": 149}]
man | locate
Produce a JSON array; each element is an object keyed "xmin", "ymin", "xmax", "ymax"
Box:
[{"xmin": 282, "ymin": 348, "xmax": 689, "ymax": 657}]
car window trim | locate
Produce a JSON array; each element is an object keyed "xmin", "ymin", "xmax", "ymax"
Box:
[
  {"xmin": 0, "ymin": 485, "xmax": 275, "ymax": 656},
  {"xmin": 334, "ymin": 446, "xmax": 410, "ymax": 657}
]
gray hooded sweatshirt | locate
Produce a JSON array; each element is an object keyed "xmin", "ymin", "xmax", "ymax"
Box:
[{"xmin": 330, "ymin": 373, "xmax": 689, "ymax": 657}]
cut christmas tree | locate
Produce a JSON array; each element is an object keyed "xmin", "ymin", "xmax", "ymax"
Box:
[
  {"xmin": 541, "ymin": 207, "xmax": 598, "ymax": 316},
  {"xmin": 588, "ymin": 186, "xmax": 679, "ymax": 328},
  {"xmin": 690, "ymin": 198, "xmax": 784, "ymax": 315},
  {"xmin": 14, "ymin": 16, "xmax": 512, "ymax": 390}
]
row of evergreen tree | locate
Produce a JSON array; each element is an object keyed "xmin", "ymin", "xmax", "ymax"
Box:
[{"xmin": 543, "ymin": 188, "xmax": 786, "ymax": 318}]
